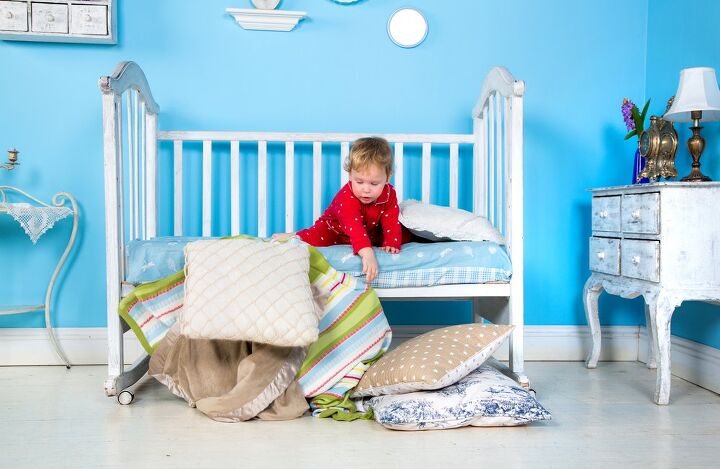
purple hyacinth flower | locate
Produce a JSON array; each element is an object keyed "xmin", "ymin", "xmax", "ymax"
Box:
[{"xmin": 621, "ymin": 98, "xmax": 636, "ymax": 131}]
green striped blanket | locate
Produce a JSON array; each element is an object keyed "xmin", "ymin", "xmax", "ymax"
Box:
[{"xmin": 119, "ymin": 242, "xmax": 391, "ymax": 420}]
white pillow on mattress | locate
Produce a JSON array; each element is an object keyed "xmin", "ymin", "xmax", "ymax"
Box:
[
  {"xmin": 180, "ymin": 238, "xmax": 320, "ymax": 346},
  {"xmin": 399, "ymin": 200, "xmax": 504, "ymax": 244}
]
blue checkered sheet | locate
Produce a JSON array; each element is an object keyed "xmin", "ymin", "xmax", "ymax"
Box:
[{"xmin": 125, "ymin": 237, "xmax": 512, "ymax": 288}]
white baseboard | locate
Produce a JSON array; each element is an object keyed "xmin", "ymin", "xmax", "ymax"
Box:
[
  {"xmin": 2, "ymin": 325, "xmax": 718, "ymax": 395},
  {"xmin": 393, "ymin": 325, "xmax": 640, "ymax": 361},
  {"xmin": 638, "ymin": 327, "xmax": 720, "ymax": 395}
]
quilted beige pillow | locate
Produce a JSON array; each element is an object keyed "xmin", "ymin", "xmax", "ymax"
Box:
[
  {"xmin": 351, "ymin": 324, "xmax": 513, "ymax": 398},
  {"xmin": 180, "ymin": 238, "xmax": 319, "ymax": 346}
]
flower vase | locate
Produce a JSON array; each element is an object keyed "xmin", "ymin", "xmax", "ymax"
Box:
[{"xmin": 632, "ymin": 148, "xmax": 649, "ymax": 184}]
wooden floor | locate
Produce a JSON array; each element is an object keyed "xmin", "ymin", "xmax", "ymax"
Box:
[{"xmin": 1, "ymin": 361, "xmax": 719, "ymax": 468}]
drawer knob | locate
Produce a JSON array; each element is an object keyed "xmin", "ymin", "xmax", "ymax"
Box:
[
  {"xmin": 5, "ymin": 11, "xmax": 13, "ymax": 19},
  {"xmin": 84, "ymin": 14, "xmax": 92, "ymax": 22},
  {"xmin": 631, "ymin": 210, "xmax": 641, "ymax": 220},
  {"xmin": 599, "ymin": 210, "xmax": 609, "ymax": 219},
  {"xmin": 596, "ymin": 251, "xmax": 606, "ymax": 260},
  {"xmin": 46, "ymin": 13, "xmax": 55, "ymax": 23},
  {"xmin": 631, "ymin": 255, "xmax": 641, "ymax": 265}
]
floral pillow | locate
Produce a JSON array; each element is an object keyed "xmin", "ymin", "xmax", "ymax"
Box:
[{"xmin": 366, "ymin": 364, "xmax": 552, "ymax": 430}]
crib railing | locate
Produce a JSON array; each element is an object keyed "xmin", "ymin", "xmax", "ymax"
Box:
[
  {"xmin": 100, "ymin": 61, "xmax": 524, "ymax": 380},
  {"xmin": 157, "ymin": 132, "xmax": 475, "ymax": 239}
]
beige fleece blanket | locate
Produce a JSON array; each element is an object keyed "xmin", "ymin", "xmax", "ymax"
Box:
[{"xmin": 149, "ymin": 324, "xmax": 309, "ymax": 422}]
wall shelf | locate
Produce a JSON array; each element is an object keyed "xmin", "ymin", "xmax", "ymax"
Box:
[
  {"xmin": 226, "ymin": 7, "xmax": 306, "ymax": 32},
  {"xmin": 0, "ymin": 0, "xmax": 117, "ymax": 44}
]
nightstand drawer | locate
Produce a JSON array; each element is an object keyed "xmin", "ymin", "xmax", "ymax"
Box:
[
  {"xmin": 622, "ymin": 192, "xmax": 659, "ymax": 234},
  {"xmin": 31, "ymin": 2, "xmax": 68, "ymax": 33},
  {"xmin": 591, "ymin": 196, "xmax": 621, "ymax": 232},
  {"xmin": 621, "ymin": 239, "xmax": 659, "ymax": 282},
  {"xmin": 589, "ymin": 237, "xmax": 620, "ymax": 275}
]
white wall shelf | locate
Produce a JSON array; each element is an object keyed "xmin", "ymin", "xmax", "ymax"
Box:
[
  {"xmin": 0, "ymin": 0, "xmax": 116, "ymax": 44},
  {"xmin": 226, "ymin": 7, "xmax": 306, "ymax": 32}
]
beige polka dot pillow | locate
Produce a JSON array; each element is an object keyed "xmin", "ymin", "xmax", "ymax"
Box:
[{"xmin": 351, "ymin": 324, "xmax": 513, "ymax": 398}]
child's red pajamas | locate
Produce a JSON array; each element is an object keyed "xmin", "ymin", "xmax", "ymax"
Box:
[{"xmin": 297, "ymin": 182, "xmax": 413, "ymax": 253}]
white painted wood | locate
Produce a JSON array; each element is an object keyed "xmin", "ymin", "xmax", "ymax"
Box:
[
  {"xmin": 285, "ymin": 141, "xmax": 294, "ymax": 232},
  {"xmin": 126, "ymin": 91, "xmax": 135, "ymax": 240},
  {"xmin": 312, "ymin": 141, "xmax": 322, "ymax": 221},
  {"xmin": 0, "ymin": 1, "xmax": 27, "ymax": 31},
  {"xmin": 589, "ymin": 237, "xmax": 620, "ymax": 275},
  {"xmin": 472, "ymin": 116, "xmax": 485, "ymax": 216},
  {"xmin": 449, "ymin": 143, "xmax": 459, "ymax": 208},
  {"xmin": 145, "ymin": 111, "xmax": 158, "ymax": 238},
  {"xmin": 591, "ymin": 195, "xmax": 621, "ymax": 232},
  {"xmin": 230, "ymin": 141, "xmax": 240, "ymax": 236},
  {"xmin": 584, "ymin": 182, "xmax": 720, "ymax": 404},
  {"xmin": 421, "ymin": 142, "xmax": 431, "ymax": 203},
  {"xmin": 621, "ymin": 239, "xmax": 660, "ymax": 282},
  {"xmin": 202, "ymin": 140, "xmax": 212, "ymax": 237},
  {"xmin": 376, "ymin": 283, "xmax": 510, "ymax": 299},
  {"xmin": 101, "ymin": 90, "xmax": 124, "ymax": 387},
  {"xmin": 0, "ymin": 325, "xmax": 642, "ymax": 365},
  {"xmin": 0, "ymin": 0, "xmax": 116, "ymax": 43},
  {"xmin": 488, "ymin": 93, "xmax": 496, "ymax": 227},
  {"xmin": 340, "ymin": 141, "xmax": 349, "ymax": 186},
  {"xmin": 173, "ymin": 140, "xmax": 183, "ymax": 236},
  {"xmin": 393, "ymin": 142, "xmax": 404, "ymax": 201},
  {"xmin": 139, "ymin": 100, "xmax": 146, "ymax": 239},
  {"xmin": 225, "ymin": 7, "xmax": 307, "ymax": 32},
  {"xmin": 257, "ymin": 141, "xmax": 267, "ymax": 238},
  {"xmin": 99, "ymin": 62, "xmax": 159, "ymax": 113},
  {"xmin": 496, "ymin": 96, "xmax": 504, "ymax": 234},
  {"xmin": 158, "ymin": 131, "xmax": 472, "ymax": 144},
  {"xmin": 621, "ymin": 192, "xmax": 660, "ymax": 234}
]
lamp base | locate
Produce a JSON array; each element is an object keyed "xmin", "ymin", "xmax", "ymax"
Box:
[{"xmin": 681, "ymin": 168, "xmax": 712, "ymax": 182}]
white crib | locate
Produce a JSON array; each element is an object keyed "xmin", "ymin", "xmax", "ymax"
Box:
[{"xmin": 100, "ymin": 61, "xmax": 526, "ymax": 399}]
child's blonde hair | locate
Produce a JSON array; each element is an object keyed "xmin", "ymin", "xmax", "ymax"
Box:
[{"xmin": 344, "ymin": 137, "xmax": 393, "ymax": 179}]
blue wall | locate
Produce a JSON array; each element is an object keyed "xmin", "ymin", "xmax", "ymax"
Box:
[
  {"xmin": 1, "ymin": 1, "xmax": 652, "ymax": 334},
  {"xmin": 645, "ymin": 0, "xmax": 720, "ymax": 348}
]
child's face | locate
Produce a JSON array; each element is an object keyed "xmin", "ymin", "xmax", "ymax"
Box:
[{"xmin": 349, "ymin": 164, "xmax": 389, "ymax": 205}]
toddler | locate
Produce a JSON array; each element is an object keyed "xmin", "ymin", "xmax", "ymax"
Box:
[{"xmin": 275, "ymin": 137, "xmax": 412, "ymax": 282}]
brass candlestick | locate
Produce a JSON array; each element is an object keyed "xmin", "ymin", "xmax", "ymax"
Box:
[
  {"xmin": 681, "ymin": 110, "xmax": 711, "ymax": 182},
  {"xmin": 1, "ymin": 148, "xmax": 20, "ymax": 171}
]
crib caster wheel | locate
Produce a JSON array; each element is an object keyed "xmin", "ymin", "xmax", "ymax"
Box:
[{"xmin": 117, "ymin": 390, "xmax": 134, "ymax": 405}]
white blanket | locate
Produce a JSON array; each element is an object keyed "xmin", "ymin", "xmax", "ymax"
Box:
[{"xmin": 180, "ymin": 238, "xmax": 320, "ymax": 346}]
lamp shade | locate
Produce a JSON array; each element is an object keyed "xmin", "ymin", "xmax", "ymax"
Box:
[{"xmin": 664, "ymin": 67, "xmax": 720, "ymax": 122}]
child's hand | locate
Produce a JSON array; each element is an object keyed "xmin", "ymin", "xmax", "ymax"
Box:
[
  {"xmin": 271, "ymin": 232, "xmax": 295, "ymax": 242},
  {"xmin": 358, "ymin": 247, "xmax": 378, "ymax": 283},
  {"xmin": 380, "ymin": 246, "xmax": 400, "ymax": 254}
]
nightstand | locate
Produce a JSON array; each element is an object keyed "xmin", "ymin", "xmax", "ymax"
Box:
[{"xmin": 583, "ymin": 182, "xmax": 720, "ymax": 404}]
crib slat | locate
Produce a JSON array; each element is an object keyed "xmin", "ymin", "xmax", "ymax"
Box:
[
  {"xmin": 230, "ymin": 141, "xmax": 240, "ymax": 236},
  {"xmin": 202, "ymin": 140, "xmax": 212, "ymax": 237},
  {"xmin": 504, "ymin": 97, "xmax": 513, "ymax": 242},
  {"xmin": 449, "ymin": 143, "xmax": 459, "ymax": 208},
  {"xmin": 173, "ymin": 140, "xmax": 183, "ymax": 236},
  {"xmin": 285, "ymin": 141, "xmax": 295, "ymax": 232},
  {"xmin": 340, "ymin": 141, "xmax": 349, "ymax": 186},
  {"xmin": 258, "ymin": 141, "xmax": 267, "ymax": 238},
  {"xmin": 422, "ymin": 143, "xmax": 431, "ymax": 204},
  {"xmin": 140, "ymin": 101, "xmax": 146, "ymax": 240},
  {"xmin": 313, "ymin": 141, "xmax": 322, "ymax": 221},
  {"xmin": 496, "ymin": 96, "xmax": 504, "ymax": 234},
  {"xmin": 145, "ymin": 108, "xmax": 158, "ymax": 239},
  {"xmin": 133, "ymin": 91, "xmax": 140, "ymax": 240},
  {"xmin": 488, "ymin": 93, "xmax": 497, "ymax": 227},
  {"xmin": 394, "ymin": 143, "xmax": 403, "ymax": 202},
  {"xmin": 126, "ymin": 92, "xmax": 135, "ymax": 240}
]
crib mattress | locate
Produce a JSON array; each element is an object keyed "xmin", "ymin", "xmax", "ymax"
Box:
[{"xmin": 125, "ymin": 237, "xmax": 512, "ymax": 289}]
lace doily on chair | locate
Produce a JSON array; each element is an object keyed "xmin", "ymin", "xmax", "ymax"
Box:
[{"xmin": 1, "ymin": 202, "xmax": 72, "ymax": 244}]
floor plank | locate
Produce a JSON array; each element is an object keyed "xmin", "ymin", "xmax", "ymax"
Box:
[{"xmin": 1, "ymin": 362, "xmax": 719, "ymax": 468}]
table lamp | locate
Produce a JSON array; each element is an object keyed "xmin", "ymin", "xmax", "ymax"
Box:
[{"xmin": 664, "ymin": 67, "xmax": 720, "ymax": 181}]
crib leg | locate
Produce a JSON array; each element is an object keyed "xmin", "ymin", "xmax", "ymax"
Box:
[{"xmin": 105, "ymin": 353, "xmax": 151, "ymax": 399}]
